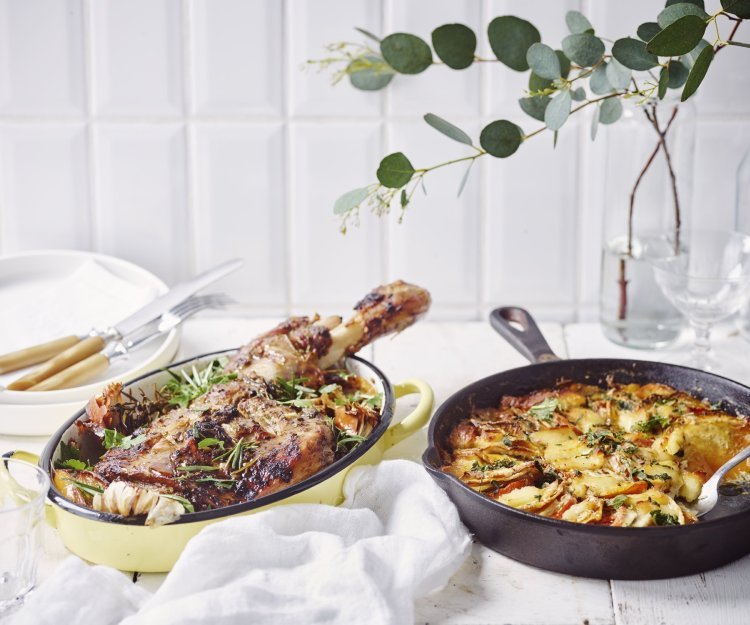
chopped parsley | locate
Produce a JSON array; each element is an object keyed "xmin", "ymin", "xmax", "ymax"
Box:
[
  {"xmin": 650, "ymin": 510, "xmax": 679, "ymax": 526},
  {"xmin": 197, "ymin": 437, "xmax": 225, "ymax": 450},
  {"xmin": 583, "ymin": 430, "xmax": 622, "ymax": 454},
  {"xmin": 54, "ymin": 441, "xmax": 93, "ymax": 470},
  {"xmin": 607, "ymin": 494, "xmax": 629, "ymax": 509},
  {"xmin": 634, "ymin": 413, "xmax": 670, "ymax": 434},
  {"xmin": 527, "ymin": 398, "xmax": 559, "ymax": 423},
  {"xmin": 103, "ymin": 429, "xmax": 147, "ymax": 450},
  {"xmin": 471, "ymin": 459, "xmax": 516, "ymax": 472}
]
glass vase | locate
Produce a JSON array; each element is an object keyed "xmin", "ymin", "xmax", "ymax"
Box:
[
  {"xmin": 599, "ymin": 96, "xmax": 696, "ymax": 349},
  {"xmin": 735, "ymin": 146, "xmax": 750, "ymax": 341}
]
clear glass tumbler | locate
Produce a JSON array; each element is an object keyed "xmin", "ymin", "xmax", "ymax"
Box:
[{"xmin": 0, "ymin": 458, "xmax": 49, "ymax": 614}]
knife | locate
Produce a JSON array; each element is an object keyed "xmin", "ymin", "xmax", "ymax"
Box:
[
  {"xmin": 4, "ymin": 258, "xmax": 243, "ymax": 390},
  {"xmin": 26, "ymin": 293, "xmax": 232, "ymax": 392}
]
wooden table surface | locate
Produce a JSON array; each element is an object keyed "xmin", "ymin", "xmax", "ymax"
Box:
[{"xmin": 2, "ymin": 317, "xmax": 749, "ymax": 625}]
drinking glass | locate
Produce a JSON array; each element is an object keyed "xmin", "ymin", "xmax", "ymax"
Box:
[
  {"xmin": 650, "ymin": 230, "xmax": 750, "ymax": 375},
  {"xmin": 0, "ymin": 458, "xmax": 49, "ymax": 614}
]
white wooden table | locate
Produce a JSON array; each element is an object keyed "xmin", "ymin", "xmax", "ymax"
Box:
[{"xmin": 3, "ymin": 317, "xmax": 750, "ymax": 625}]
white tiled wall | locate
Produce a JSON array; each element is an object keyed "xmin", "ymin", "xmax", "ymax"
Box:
[{"xmin": 0, "ymin": 0, "xmax": 747, "ymax": 321}]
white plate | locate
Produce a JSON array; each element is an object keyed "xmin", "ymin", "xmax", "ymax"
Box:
[{"xmin": 0, "ymin": 250, "xmax": 180, "ymax": 435}]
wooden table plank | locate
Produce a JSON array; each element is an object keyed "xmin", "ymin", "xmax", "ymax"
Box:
[{"xmin": 612, "ymin": 556, "xmax": 750, "ymax": 625}]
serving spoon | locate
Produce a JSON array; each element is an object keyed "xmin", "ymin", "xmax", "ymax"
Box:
[{"xmin": 694, "ymin": 444, "xmax": 750, "ymax": 517}]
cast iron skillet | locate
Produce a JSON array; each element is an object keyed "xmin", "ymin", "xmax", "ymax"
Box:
[{"xmin": 422, "ymin": 307, "xmax": 750, "ymax": 580}]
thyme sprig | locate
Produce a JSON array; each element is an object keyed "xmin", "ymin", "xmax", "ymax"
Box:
[{"xmin": 163, "ymin": 357, "xmax": 238, "ymax": 408}]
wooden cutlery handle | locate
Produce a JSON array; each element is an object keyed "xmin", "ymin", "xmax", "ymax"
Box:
[
  {"xmin": 0, "ymin": 335, "xmax": 81, "ymax": 375},
  {"xmin": 28, "ymin": 352, "xmax": 110, "ymax": 392},
  {"xmin": 7, "ymin": 335, "xmax": 106, "ymax": 391}
]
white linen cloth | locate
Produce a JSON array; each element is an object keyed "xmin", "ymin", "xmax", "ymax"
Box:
[{"xmin": 10, "ymin": 460, "xmax": 471, "ymax": 625}]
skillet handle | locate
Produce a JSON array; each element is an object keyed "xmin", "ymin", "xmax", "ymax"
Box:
[
  {"xmin": 386, "ymin": 379, "xmax": 434, "ymax": 447},
  {"xmin": 489, "ymin": 307, "xmax": 561, "ymax": 364}
]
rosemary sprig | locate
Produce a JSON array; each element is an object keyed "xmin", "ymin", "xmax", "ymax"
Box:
[
  {"xmin": 176, "ymin": 465, "xmax": 219, "ymax": 473},
  {"xmin": 160, "ymin": 493, "xmax": 195, "ymax": 513},
  {"xmin": 162, "ymin": 358, "xmax": 238, "ymax": 408},
  {"xmin": 63, "ymin": 477, "xmax": 104, "ymax": 498},
  {"xmin": 214, "ymin": 438, "xmax": 258, "ymax": 471}
]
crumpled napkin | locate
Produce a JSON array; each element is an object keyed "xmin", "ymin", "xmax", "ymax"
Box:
[
  {"xmin": 10, "ymin": 460, "xmax": 471, "ymax": 625},
  {"xmin": 0, "ymin": 258, "xmax": 157, "ymax": 354}
]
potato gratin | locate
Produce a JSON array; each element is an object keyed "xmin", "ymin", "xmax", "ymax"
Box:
[{"xmin": 444, "ymin": 382, "xmax": 750, "ymax": 526}]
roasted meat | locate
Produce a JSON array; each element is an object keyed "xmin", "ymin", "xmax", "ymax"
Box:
[{"xmin": 53, "ymin": 281, "xmax": 430, "ymax": 526}]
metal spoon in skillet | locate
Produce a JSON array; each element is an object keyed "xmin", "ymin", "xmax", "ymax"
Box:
[{"xmin": 694, "ymin": 444, "xmax": 750, "ymax": 517}]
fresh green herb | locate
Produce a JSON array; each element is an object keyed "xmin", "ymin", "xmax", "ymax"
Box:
[
  {"xmin": 57, "ymin": 458, "xmax": 91, "ymax": 471},
  {"xmin": 634, "ymin": 469, "xmax": 671, "ymax": 483},
  {"xmin": 533, "ymin": 459, "xmax": 560, "ymax": 483},
  {"xmin": 471, "ymin": 458, "xmax": 516, "ymax": 472},
  {"xmin": 163, "ymin": 358, "xmax": 237, "ymax": 408},
  {"xmin": 197, "ymin": 437, "xmax": 225, "ymax": 450},
  {"xmin": 583, "ymin": 430, "xmax": 622, "ymax": 454},
  {"xmin": 103, "ymin": 429, "xmax": 147, "ymax": 450},
  {"xmin": 634, "ymin": 413, "xmax": 671, "ymax": 433},
  {"xmin": 622, "ymin": 444, "xmax": 639, "ymax": 455},
  {"xmin": 650, "ymin": 510, "xmax": 679, "ymax": 526},
  {"xmin": 215, "ymin": 438, "xmax": 258, "ymax": 471},
  {"xmin": 608, "ymin": 494, "xmax": 629, "ymax": 509},
  {"xmin": 63, "ymin": 477, "xmax": 104, "ymax": 498},
  {"xmin": 336, "ymin": 433, "xmax": 367, "ymax": 452},
  {"xmin": 195, "ymin": 476, "xmax": 235, "ymax": 488},
  {"xmin": 502, "ymin": 436, "xmax": 514, "ymax": 447},
  {"xmin": 527, "ymin": 398, "xmax": 559, "ymax": 423},
  {"xmin": 176, "ymin": 465, "xmax": 219, "ymax": 473},
  {"xmin": 160, "ymin": 493, "xmax": 195, "ymax": 513}
]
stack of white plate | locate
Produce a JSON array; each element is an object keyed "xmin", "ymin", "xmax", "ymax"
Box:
[{"xmin": 0, "ymin": 251, "xmax": 180, "ymax": 436}]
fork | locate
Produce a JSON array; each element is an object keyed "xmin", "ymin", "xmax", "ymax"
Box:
[{"xmin": 27, "ymin": 293, "xmax": 233, "ymax": 392}]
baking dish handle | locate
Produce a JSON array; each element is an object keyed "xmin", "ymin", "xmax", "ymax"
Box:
[
  {"xmin": 2, "ymin": 450, "xmax": 57, "ymax": 528},
  {"xmin": 386, "ymin": 379, "xmax": 434, "ymax": 447}
]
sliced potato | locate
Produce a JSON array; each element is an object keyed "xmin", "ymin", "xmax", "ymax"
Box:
[{"xmin": 562, "ymin": 497, "xmax": 603, "ymax": 524}]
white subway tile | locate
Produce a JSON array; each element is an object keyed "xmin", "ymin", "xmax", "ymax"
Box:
[
  {"xmin": 0, "ymin": 0, "xmax": 85, "ymax": 114},
  {"xmin": 0, "ymin": 124, "xmax": 90, "ymax": 252},
  {"xmin": 192, "ymin": 123, "xmax": 286, "ymax": 309},
  {"xmin": 484, "ymin": 116, "xmax": 579, "ymax": 309},
  {"xmin": 90, "ymin": 0, "xmax": 183, "ymax": 116},
  {"xmin": 289, "ymin": 0, "xmax": 382, "ymax": 116},
  {"xmin": 386, "ymin": 0, "xmax": 482, "ymax": 118},
  {"xmin": 289, "ymin": 122, "xmax": 383, "ymax": 307},
  {"xmin": 691, "ymin": 120, "xmax": 750, "ymax": 231},
  {"xmin": 190, "ymin": 0, "xmax": 283, "ymax": 115},
  {"xmin": 386, "ymin": 120, "xmax": 481, "ymax": 311},
  {"xmin": 94, "ymin": 124, "xmax": 189, "ymax": 284}
]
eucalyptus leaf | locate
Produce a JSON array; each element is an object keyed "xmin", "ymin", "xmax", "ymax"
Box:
[
  {"xmin": 518, "ymin": 95, "xmax": 551, "ymax": 121},
  {"xmin": 681, "ymin": 44, "xmax": 713, "ymax": 101},
  {"xmin": 544, "ymin": 89, "xmax": 572, "ymax": 131},
  {"xmin": 556, "ymin": 50, "xmax": 572, "ymax": 78},
  {"xmin": 612, "ymin": 37, "xmax": 659, "ymax": 71},
  {"xmin": 658, "ymin": 2, "xmax": 708, "ymax": 28},
  {"xmin": 479, "ymin": 120, "xmax": 523, "ymax": 158},
  {"xmin": 334, "ymin": 187, "xmax": 370, "ymax": 215},
  {"xmin": 562, "ymin": 33, "xmax": 605, "ymax": 66},
  {"xmin": 682, "ymin": 38, "xmax": 711, "ymax": 66},
  {"xmin": 591, "ymin": 103, "xmax": 600, "ymax": 140},
  {"xmin": 380, "ymin": 33, "xmax": 432, "ymax": 74},
  {"xmin": 457, "ymin": 160, "xmax": 474, "ymax": 197},
  {"xmin": 667, "ymin": 60, "xmax": 689, "ymax": 88},
  {"xmin": 423, "ymin": 113, "xmax": 473, "ymax": 145},
  {"xmin": 658, "ymin": 67, "xmax": 669, "ymax": 99},
  {"xmin": 571, "ymin": 86, "xmax": 586, "ymax": 101},
  {"xmin": 348, "ymin": 55, "xmax": 394, "ymax": 91},
  {"xmin": 376, "ymin": 152, "xmax": 415, "ymax": 188},
  {"xmin": 529, "ymin": 72, "xmax": 552, "ymax": 92},
  {"xmin": 355, "ymin": 27, "xmax": 381, "ymax": 43},
  {"xmin": 432, "ymin": 23, "xmax": 476, "ymax": 70},
  {"xmin": 565, "ymin": 10, "xmax": 594, "ymax": 34},
  {"xmin": 488, "ymin": 16, "xmax": 541, "ymax": 71},
  {"xmin": 590, "ymin": 63, "xmax": 613, "ymax": 95},
  {"xmin": 599, "ymin": 98, "xmax": 623, "ymax": 124},
  {"xmin": 637, "ymin": 22, "xmax": 662, "ymax": 42},
  {"xmin": 721, "ymin": 0, "xmax": 750, "ymax": 18},
  {"xmin": 647, "ymin": 15, "xmax": 707, "ymax": 56},
  {"xmin": 526, "ymin": 43, "xmax": 561, "ymax": 80},
  {"xmin": 605, "ymin": 58, "xmax": 631, "ymax": 90}
]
